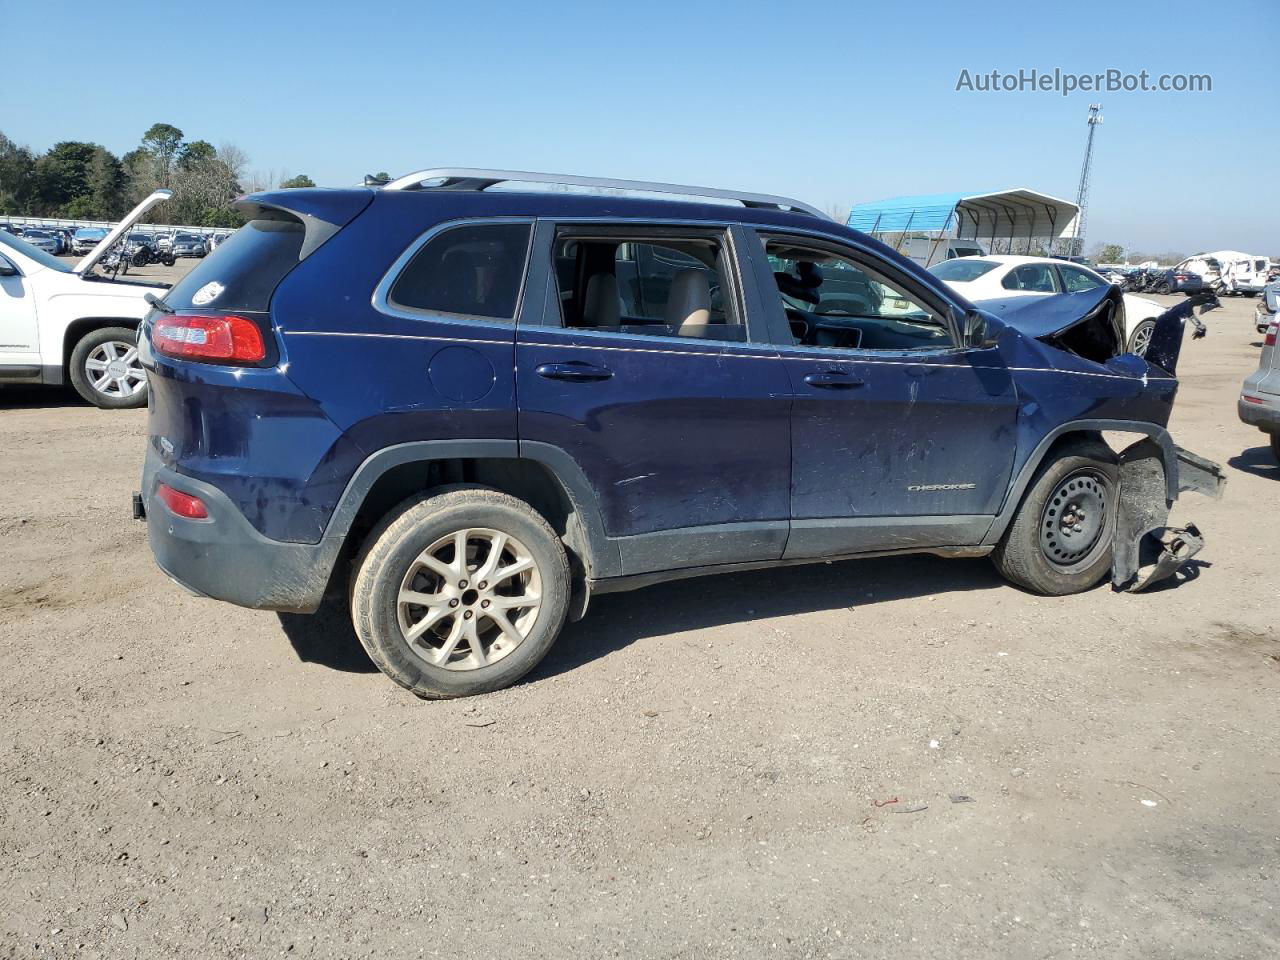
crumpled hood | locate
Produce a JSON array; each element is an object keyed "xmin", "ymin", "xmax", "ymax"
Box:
[
  {"xmin": 973, "ymin": 287, "xmax": 1125, "ymax": 341},
  {"xmin": 974, "ymin": 286, "xmax": 1126, "ymax": 364}
]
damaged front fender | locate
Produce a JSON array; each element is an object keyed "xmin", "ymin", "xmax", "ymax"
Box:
[{"xmin": 1112, "ymin": 438, "xmax": 1225, "ymax": 592}]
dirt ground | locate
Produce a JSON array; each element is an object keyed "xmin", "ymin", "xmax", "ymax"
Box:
[{"xmin": 1, "ymin": 292, "xmax": 1277, "ymax": 960}]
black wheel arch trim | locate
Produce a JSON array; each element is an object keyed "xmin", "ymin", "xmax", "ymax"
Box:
[
  {"xmin": 983, "ymin": 419, "xmax": 1179, "ymax": 546},
  {"xmin": 322, "ymin": 438, "xmax": 621, "ymax": 579}
]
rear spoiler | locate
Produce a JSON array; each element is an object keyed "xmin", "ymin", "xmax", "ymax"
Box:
[{"xmin": 233, "ymin": 189, "xmax": 374, "ymax": 259}]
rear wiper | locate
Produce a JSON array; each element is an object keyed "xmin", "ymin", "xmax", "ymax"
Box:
[{"xmin": 144, "ymin": 292, "xmax": 174, "ymax": 315}]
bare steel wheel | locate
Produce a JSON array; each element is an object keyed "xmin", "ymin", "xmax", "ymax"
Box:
[
  {"xmin": 352, "ymin": 487, "xmax": 571, "ymax": 698},
  {"xmin": 1037, "ymin": 469, "xmax": 1111, "ymax": 572},
  {"xmin": 397, "ymin": 527, "xmax": 543, "ymax": 670},
  {"xmin": 991, "ymin": 439, "xmax": 1118, "ymax": 596}
]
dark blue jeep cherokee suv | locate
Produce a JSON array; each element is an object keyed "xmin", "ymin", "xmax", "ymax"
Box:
[{"xmin": 138, "ymin": 169, "xmax": 1222, "ymax": 698}]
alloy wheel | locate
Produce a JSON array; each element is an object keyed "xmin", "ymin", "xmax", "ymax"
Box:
[
  {"xmin": 1130, "ymin": 321, "xmax": 1154, "ymax": 357},
  {"xmin": 84, "ymin": 340, "xmax": 146, "ymax": 399},
  {"xmin": 396, "ymin": 527, "xmax": 542, "ymax": 671}
]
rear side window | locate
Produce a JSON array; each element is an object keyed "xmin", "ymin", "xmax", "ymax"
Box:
[
  {"xmin": 928, "ymin": 259, "xmax": 998, "ymax": 282},
  {"xmin": 165, "ymin": 217, "xmax": 303, "ymax": 312},
  {"xmin": 1058, "ymin": 265, "xmax": 1105, "ymax": 293},
  {"xmin": 388, "ymin": 222, "xmax": 532, "ymax": 320}
]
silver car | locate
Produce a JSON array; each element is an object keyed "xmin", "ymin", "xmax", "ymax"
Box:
[
  {"xmin": 1255, "ymin": 281, "xmax": 1279, "ymax": 334},
  {"xmin": 1240, "ymin": 310, "xmax": 1280, "ymax": 462},
  {"xmin": 18, "ymin": 229, "xmax": 58, "ymax": 255},
  {"xmin": 170, "ymin": 233, "xmax": 206, "ymax": 258}
]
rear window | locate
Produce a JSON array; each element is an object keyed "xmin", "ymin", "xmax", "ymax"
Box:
[
  {"xmin": 164, "ymin": 217, "xmax": 304, "ymax": 312},
  {"xmin": 929, "ymin": 259, "xmax": 999, "ymax": 282},
  {"xmin": 387, "ymin": 222, "xmax": 532, "ymax": 320}
]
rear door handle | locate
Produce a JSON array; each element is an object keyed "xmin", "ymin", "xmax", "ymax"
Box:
[
  {"xmin": 803, "ymin": 370, "xmax": 865, "ymax": 389},
  {"xmin": 535, "ymin": 361, "xmax": 613, "ymax": 383}
]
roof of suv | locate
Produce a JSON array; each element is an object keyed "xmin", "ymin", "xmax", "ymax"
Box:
[{"xmin": 248, "ymin": 185, "xmax": 836, "ymax": 231}]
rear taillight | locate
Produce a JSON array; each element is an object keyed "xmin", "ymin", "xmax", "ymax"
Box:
[
  {"xmin": 153, "ymin": 314, "xmax": 266, "ymax": 364},
  {"xmin": 156, "ymin": 483, "xmax": 209, "ymax": 519},
  {"xmin": 1266, "ymin": 323, "xmax": 1277, "ymax": 347}
]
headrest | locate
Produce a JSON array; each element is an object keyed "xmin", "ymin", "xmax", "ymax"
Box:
[
  {"xmin": 582, "ymin": 272, "xmax": 621, "ymax": 327},
  {"xmin": 665, "ymin": 269, "xmax": 711, "ymax": 329}
]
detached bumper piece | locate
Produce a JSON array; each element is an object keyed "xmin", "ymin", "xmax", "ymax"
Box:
[{"xmin": 1111, "ymin": 440, "xmax": 1226, "ymax": 593}]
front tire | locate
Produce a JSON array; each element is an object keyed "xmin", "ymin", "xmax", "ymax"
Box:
[
  {"xmin": 351, "ymin": 487, "xmax": 571, "ymax": 698},
  {"xmin": 992, "ymin": 439, "xmax": 1118, "ymax": 595},
  {"xmin": 68, "ymin": 326, "xmax": 148, "ymax": 409}
]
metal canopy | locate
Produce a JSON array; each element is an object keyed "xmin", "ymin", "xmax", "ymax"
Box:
[{"xmin": 847, "ymin": 188, "xmax": 1080, "ymax": 253}]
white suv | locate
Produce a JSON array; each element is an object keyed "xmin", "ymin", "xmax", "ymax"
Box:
[{"xmin": 0, "ymin": 190, "xmax": 172, "ymax": 409}]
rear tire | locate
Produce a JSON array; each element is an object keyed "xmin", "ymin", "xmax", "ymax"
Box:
[
  {"xmin": 68, "ymin": 326, "xmax": 148, "ymax": 409},
  {"xmin": 1270, "ymin": 433, "xmax": 1280, "ymax": 464},
  {"xmin": 351, "ymin": 487, "xmax": 571, "ymax": 698},
  {"xmin": 992, "ymin": 439, "xmax": 1118, "ymax": 595},
  {"xmin": 1127, "ymin": 318, "xmax": 1156, "ymax": 357}
]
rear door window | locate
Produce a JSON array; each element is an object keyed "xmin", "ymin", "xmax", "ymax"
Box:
[
  {"xmin": 387, "ymin": 222, "xmax": 532, "ymax": 320},
  {"xmin": 165, "ymin": 216, "xmax": 305, "ymax": 312},
  {"xmin": 1002, "ymin": 263, "xmax": 1059, "ymax": 293}
]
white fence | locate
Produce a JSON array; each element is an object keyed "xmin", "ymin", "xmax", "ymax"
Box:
[{"xmin": 1, "ymin": 214, "xmax": 221, "ymax": 237}]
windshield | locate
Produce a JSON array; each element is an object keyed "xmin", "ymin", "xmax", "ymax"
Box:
[
  {"xmin": 74, "ymin": 228, "xmax": 107, "ymax": 239},
  {"xmin": 0, "ymin": 230, "xmax": 72, "ymax": 272},
  {"xmin": 929, "ymin": 259, "xmax": 999, "ymax": 282}
]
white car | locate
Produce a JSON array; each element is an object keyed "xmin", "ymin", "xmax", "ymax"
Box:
[
  {"xmin": 929, "ymin": 255, "xmax": 1164, "ymax": 357},
  {"xmin": 0, "ymin": 190, "xmax": 172, "ymax": 409}
]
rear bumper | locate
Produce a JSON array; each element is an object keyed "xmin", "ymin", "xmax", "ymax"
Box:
[
  {"xmin": 1238, "ymin": 392, "xmax": 1280, "ymax": 432},
  {"xmin": 141, "ymin": 447, "xmax": 338, "ymax": 613}
]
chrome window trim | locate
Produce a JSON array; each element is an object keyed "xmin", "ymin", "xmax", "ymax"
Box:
[{"xmin": 371, "ymin": 216, "xmax": 536, "ymax": 330}]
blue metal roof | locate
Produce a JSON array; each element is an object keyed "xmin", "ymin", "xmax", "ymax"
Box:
[
  {"xmin": 847, "ymin": 188, "xmax": 1079, "ymax": 239},
  {"xmin": 847, "ymin": 192, "xmax": 973, "ymax": 233}
]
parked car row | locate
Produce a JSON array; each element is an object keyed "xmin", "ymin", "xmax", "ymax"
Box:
[
  {"xmin": 1112, "ymin": 266, "xmax": 1205, "ymax": 296},
  {"xmin": 1, "ymin": 224, "xmax": 78, "ymax": 255},
  {"xmin": 0, "ymin": 222, "xmax": 234, "ymax": 258}
]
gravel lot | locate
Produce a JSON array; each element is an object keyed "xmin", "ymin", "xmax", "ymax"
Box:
[{"xmin": 1, "ymin": 292, "xmax": 1277, "ymax": 959}]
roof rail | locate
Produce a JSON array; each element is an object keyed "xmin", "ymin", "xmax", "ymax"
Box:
[{"xmin": 380, "ymin": 167, "xmax": 829, "ymax": 220}]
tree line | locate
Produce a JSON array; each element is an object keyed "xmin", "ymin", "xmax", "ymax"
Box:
[{"xmin": 0, "ymin": 123, "xmax": 319, "ymax": 227}]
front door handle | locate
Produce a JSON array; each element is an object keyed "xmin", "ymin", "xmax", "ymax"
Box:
[
  {"xmin": 803, "ymin": 370, "xmax": 865, "ymax": 389},
  {"xmin": 535, "ymin": 361, "xmax": 613, "ymax": 383}
]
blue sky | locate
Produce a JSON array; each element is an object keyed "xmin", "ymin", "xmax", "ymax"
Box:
[{"xmin": 7, "ymin": 0, "xmax": 1276, "ymax": 253}]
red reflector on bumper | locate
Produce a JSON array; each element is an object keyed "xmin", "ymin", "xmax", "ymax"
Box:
[
  {"xmin": 157, "ymin": 483, "xmax": 209, "ymax": 519},
  {"xmin": 1241, "ymin": 395, "xmax": 1266, "ymax": 405}
]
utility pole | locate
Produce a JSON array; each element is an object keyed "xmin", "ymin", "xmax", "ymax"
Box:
[{"xmin": 1072, "ymin": 103, "xmax": 1103, "ymax": 256}]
